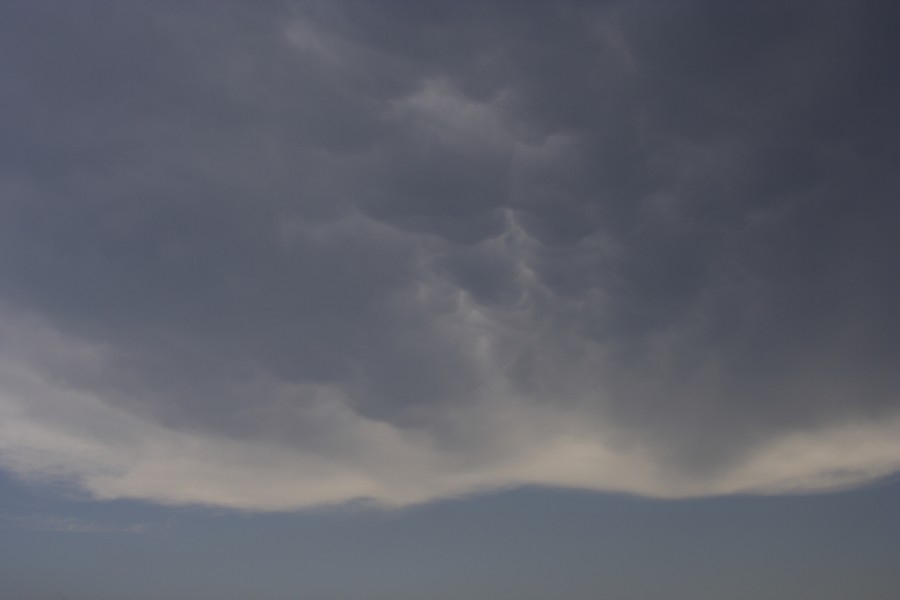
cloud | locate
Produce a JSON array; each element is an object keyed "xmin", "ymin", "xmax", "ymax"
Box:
[
  {"xmin": 0, "ymin": 0, "xmax": 898, "ymax": 510},
  {"xmin": 2, "ymin": 514, "xmax": 151, "ymax": 535}
]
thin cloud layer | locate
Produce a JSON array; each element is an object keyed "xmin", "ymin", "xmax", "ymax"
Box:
[{"xmin": 0, "ymin": 0, "xmax": 898, "ymax": 510}]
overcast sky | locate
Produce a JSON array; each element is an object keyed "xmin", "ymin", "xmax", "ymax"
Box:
[{"xmin": 1, "ymin": 1, "xmax": 898, "ymax": 598}]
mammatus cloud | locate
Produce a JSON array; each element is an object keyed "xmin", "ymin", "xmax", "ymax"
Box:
[{"xmin": 0, "ymin": 0, "xmax": 898, "ymax": 510}]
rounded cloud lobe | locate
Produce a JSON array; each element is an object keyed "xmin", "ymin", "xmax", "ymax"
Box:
[{"xmin": 0, "ymin": 0, "xmax": 898, "ymax": 509}]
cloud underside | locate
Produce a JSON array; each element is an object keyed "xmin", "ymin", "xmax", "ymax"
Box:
[
  {"xmin": 4, "ymin": 380, "xmax": 900, "ymax": 510},
  {"xmin": 0, "ymin": 0, "xmax": 898, "ymax": 510},
  {"xmin": 3, "ymin": 354, "xmax": 900, "ymax": 511},
  {"xmin": 2, "ymin": 297, "xmax": 898, "ymax": 511}
]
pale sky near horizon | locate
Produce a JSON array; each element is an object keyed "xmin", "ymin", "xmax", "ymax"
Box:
[{"xmin": 1, "ymin": 1, "xmax": 898, "ymax": 598}]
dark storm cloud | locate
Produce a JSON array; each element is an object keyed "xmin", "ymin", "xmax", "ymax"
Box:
[{"xmin": 0, "ymin": 0, "xmax": 898, "ymax": 508}]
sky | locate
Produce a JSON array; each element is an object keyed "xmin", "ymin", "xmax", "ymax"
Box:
[{"xmin": 0, "ymin": 1, "xmax": 898, "ymax": 598}]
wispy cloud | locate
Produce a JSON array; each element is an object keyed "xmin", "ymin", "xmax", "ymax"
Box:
[{"xmin": 1, "ymin": 514, "xmax": 152, "ymax": 534}]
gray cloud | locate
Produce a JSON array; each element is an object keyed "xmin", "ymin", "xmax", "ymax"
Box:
[
  {"xmin": 1, "ymin": 514, "xmax": 151, "ymax": 535},
  {"xmin": 0, "ymin": 0, "xmax": 898, "ymax": 509}
]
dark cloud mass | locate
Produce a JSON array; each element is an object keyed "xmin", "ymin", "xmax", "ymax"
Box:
[{"xmin": 0, "ymin": 0, "xmax": 898, "ymax": 509}]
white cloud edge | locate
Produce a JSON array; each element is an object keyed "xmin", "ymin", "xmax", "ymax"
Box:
[{"xmin": 2, "ymin": 308, "xmax": 899, "ymax": 512}]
